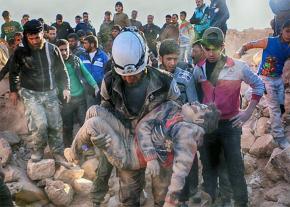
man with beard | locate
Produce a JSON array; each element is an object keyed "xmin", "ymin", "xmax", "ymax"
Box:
[
  {"xmin": 9, "ymin": 19, "xmax": 71, "ymax": 166},
  {"xmin": 67, "ymin": 33, "xmax": 85, "ymax": 57}
]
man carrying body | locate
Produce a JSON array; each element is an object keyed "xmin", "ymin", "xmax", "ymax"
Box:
[{"xmin": 9, "ymin": 19, "xmax": 71, "ymax": 164}]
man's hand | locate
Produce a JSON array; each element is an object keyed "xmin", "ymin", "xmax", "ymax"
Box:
[
  {"xmin": 230, "ymin": 110, "xmax": 252, "ymax": 128},
  {"xmin": 64, "ymin": 148, "xmax": 78, "ymax": 164},
  {"xmin": 91, "ymin": 134, "xmax": 112, "ymax": 150},
  {"xmin": 146, "ymin": 159, "xmax": 160, "ymax": 177},
  {"xmin": 63, "ymin": 89, "xmax": 71, "ymax": 103},
  {"xmin": 9, "ymin": 92, "xmax": 18, "ymax": 106}
]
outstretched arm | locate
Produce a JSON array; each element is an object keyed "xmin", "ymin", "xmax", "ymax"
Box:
[{"xmin": 235, "ymin": 38, "xmax": 268, "ymax": 58}]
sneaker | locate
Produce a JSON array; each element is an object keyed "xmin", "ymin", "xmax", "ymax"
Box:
[
  {"xmin": 31, "ymin": 150, "xmax": 44, "ymax": 162},
  {"xmin": 274, "ymin": 137, "xmax": 290, "ymax": 150}
]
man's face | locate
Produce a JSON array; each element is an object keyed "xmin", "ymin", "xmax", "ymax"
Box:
[
  {"xmin": 111, "ymin": 29, "xmax": 120, "ymax": 39},
  {"xmin": 160, "ymin": 53, "xmax": 178, "ymax": 73},
  {"xmin": 83, "ymin": 14, "xmax": 89, "ymax": 23},
  {"xmin": 56, "ymin": 19, "xmax": 63, "ymax": 25},
  {"xmin": 104, "ymin": 14, "xmax": 111, "ymax": 22},
  {"xmin": 68, "ymin": 37, "xmax": 78, "ymax": 49},
  {"xmin": 196, "ymin": 0, "xmax": 203, "ymax": 8},
  {"xmin": 14, "ymin": 36, "xmax": 22, "ymax": 46},
  {"xmin": 83, "ymin": 40, "xmax": 95, "ymax": 52},
  {"xmin": 180, "ymin": 13, "xmax": 186, "ymax": 21},
  {"xmin": 3, "ymin": 16, "xmax": 10, "ymax": 23},
  {"xmin": 282, "ymin": 26, "xmax": 290, "ymax": 43},
  {"xmin": 172, "ymin": 15, "xmax": 178, "ymax": 24},
  {"xmin": 75, "ymin": 17, "xmax": 81, "ymax": 24},
  {"xmin": 131, "ymin": 11, "xmax": 137, "ymax": 20},
  {"xmin": 147, "ymin": 15, "xmax": 154, "ymax": 24},
  {"xmin": 59, "ymin": 44, "xmax": 70, "ymax": 60},
  {"xmin": 203, "ymin": 45, "xmax": 223, "ymax": 63},
  {"xmin": 192, "ymin": 44, "xmax": 204, "ymax": 64},
  {"xmin": 26, "ymin": 32, "xmax": 44, "ymax": 49},
  {"xmin": 121, "ymin": 73, "xmax": 143, "ymax": 85},
  {"xmin": 115, "ymin": 5, "xmax": 123, "ymax": 13},
  {"xmin": 166, "ymin": 17, "xmax": 171, "ymax": 24},
  {"xmin": 21, "ymin": 17, "xmax": 29, "ymax": 25},
  {"xmin": 48, "ymin": 29, "xmax": 57, "ymax": 41}
]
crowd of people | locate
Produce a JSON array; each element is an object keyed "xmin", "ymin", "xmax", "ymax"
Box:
[{"xmin": 0, "ymin": 0, "xmax": 290, "ymax": 207}]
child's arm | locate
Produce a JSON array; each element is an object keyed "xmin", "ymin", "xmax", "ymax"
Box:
[{"xmin": 235, "ymin": 38, "xmax": 268, "ymax": 58}]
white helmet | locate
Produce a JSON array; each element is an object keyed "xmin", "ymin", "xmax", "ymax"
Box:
[{"xmin": 112, "ymin": 27, "xmax": 148, "ymax": 76}]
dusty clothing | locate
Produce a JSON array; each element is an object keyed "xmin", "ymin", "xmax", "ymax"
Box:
[
  {"xmin": 1, "ymin": 20, "xmax": 23, "ymax": 41},
  {"xmin": 143, "ymin": 24, "xmax": 161, "ymax": 56},
  {"xmin": 51, "ymin": 21, "xmax": 74, "ymax": 40},
  {"xmin": 113, "ymin": 13, "xmax": 130, "ymax": 28},
  {"xmin": 159, "ymin": 23, "xmax": 179, "ymax": 42},
  {"xmin": 97, "ymin": 20, "xmax": 114, "ymax": 53},
  {"xmin": 20, "ymin": 88, "xmax": 64, "ymax": 153},
  {"xmin": 10, "ymin": 42, "xmax": 70, "ymax": 93},
  {"xmin": 130, "ymin": 19, "xmax": 143, "ymax": 30}
]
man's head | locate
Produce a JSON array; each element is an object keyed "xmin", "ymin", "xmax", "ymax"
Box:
[
  {"xmin": 180, "ymin": 11, "xmax": 186, "ymax": 21},
  {"xmin": 56, "ymin": 14, "xmax": 63, "ymax": 25},
  {"xmin": 201, "ymin": 27, "xmax": 225, "ymax": 63},
  {"xmin": 281, "ymin": 19, "xmax": 290, "ymax": 43},
  {"xmin": 75, "ymin": 15, "xmax": 82, "ymax": 25},
  {"xmin": 83, "ymin": 35, "xmax": 98, "ymax": 53},
  {"xmin": 147, "ymin": 15, "xmax": 154, "ymax": 24},
  {"xmin": 67, "ymin": 33, "xmax": 79, "ymax": 50},
  {"xmin": 131, "ymin": 10, "xmax": 138, "ymax": 20},
  {"xmin": 2, "ymin": 11, "xmax": 11, "ymax": 22},
  {"xmin": 23, "ymin": 19, "xmax": 44, "ymax": 50},
  {"xmin": 159, "ymin": 39, "xmax": 179, "ymax": 73},
  {"xmin": 13, "ymin": 32, "xmax": 23, "ymax": 47},
  {"xmin": 112, "ymin": 28, "xmax": 148, "ymax": 85},
  {"xmin": 115, "ymin": 1, "xmax": 123, "ymax": 13},
  {"xmin": 172, "ymin": 14, "xmax": 179, "ymax": 24},
  {"xmin": 195, "ymin": 0, "xmax": 204, "ymax": 8},
  {"xmin": 77, "ymin": 30, "xmax": 86, "ymax": 44},
  {"xmin": 21, "ymin": 14, "xmax": 30, "ymax": 25},
  {"xmin": 111, "ymin": 25, "xmax": 121, "ymax": 39},
  {"xmin": 48, "ymin": 26, "xmax": 57, "ymax": 42},
  {"xmin": 104, "ymin": 11, "xmax": 112, "ymax": 22},
  {"xmin": 165, "ymin": 15, "xmax": 172, "ymax": 24},
  {"xmin": 83, "ymin": 12, "xmax": 89, "ymax": 23},
  {"xmin": 56, "ymin": 39, "xmax": 70, "ymax": 60},
  {"xmin": 192, "ymin": 41, "xmax": 205, "ymax": 64}
]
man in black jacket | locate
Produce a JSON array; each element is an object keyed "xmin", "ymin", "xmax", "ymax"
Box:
[{"xmin": 9, "ymin": 19, "xmax": 71, "ymax": 163}]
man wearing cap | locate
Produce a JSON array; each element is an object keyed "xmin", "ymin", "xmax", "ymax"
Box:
[
  {"xmin": 9, "ymin": 19, "xmax": 71, "ymax": 164},
  {"xmin": 194, "ymin": 27, "xmax": 264, "ymax": 206},
  {"xmin": 51, "ymin": 14, "xmax": 74, "ymax": 40},
  {"xmin": 1, "ymin": 10, "xmax": 23, "ymax": 41}
]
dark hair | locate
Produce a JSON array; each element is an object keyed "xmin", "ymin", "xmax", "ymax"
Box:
[
  {"xmin": 13, "ymin": 32, "xmax": 23, "ymax": 38},
  {"xmin": 105, "ymin": 11, "xmax": 111, "ymax": 16},
  {"xmin": 282, "ymin": 19, "xmax": 290, "ymax": 29},
  {"xmin": 115, "ymin": 1, "xmax": 123, "ymax": 7},
  {"xmin": 55, "ymin": 39, "xmax": 69, "ymax": 47},
  {"xmin": 67, "ymin": 33, "xmax": 79, "ymax": 40},
  {"xmin": 49, "ymin": 26, "xmax": 56, "ymax": 31},
  {"xmin": 75, "ymin": 15, "xmax": 82, "ymax": 19},
  {"xmin": 172, "ymin": 14, "xmax": 178, "ymax": 18},
  {"xmin": 2, "ymin": 11, "xmax": 9, "ymax": 18},
  {"xmin": 84, "ymin": 35, "xmax": 98, "ymax": 48},
  {"xmin": 112, "ymin": 24, "xmax": 121, "ymax": 32},
  {"xmin": 180, "ymin": 11, "xmax": 187, "ymax": 17},
  {"xmin": 83, "ymin": 12, "xmax": 88, "ymax": 16},
  {"xmin": 22, "ymin": 14, "xmax": 29, "ymax": 19},
  {"xmin": 166, "ymin": 14, "xmax": 171, "ymax": 19},
  {"xmin": 38, "ymin": 18, "xmax": 44, "ymax": 23},
  {"xmin": 56, "ymin": 14, "xmax": 63, "ymax": 20},
  {"xmin": 76, "ymin": 29, "xmax": 86, "ymax": 37},
  {"xmin": 159, "ymin": 39, "xmax": 179, "ymax": 57}
]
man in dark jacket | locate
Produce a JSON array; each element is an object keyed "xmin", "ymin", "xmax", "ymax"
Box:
[
  {"xmin": 209, "ymin": 0, "xmax": 230, "ymax": 35},
  {"xmin": 51, "ymin": 14, "xmax": 74, "ymax": 40},
  {"xmin": 9, "ymin": 19, "xmax": 71, "ymax": 164}
]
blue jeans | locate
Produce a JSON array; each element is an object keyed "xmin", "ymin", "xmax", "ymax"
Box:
[{"xmin": 200, "ymin": 120, "xmax": 248, "ymax": 206}]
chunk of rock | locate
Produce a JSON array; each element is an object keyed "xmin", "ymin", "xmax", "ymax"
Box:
[
  {"xmin": 243, "ymin": 154, "xmax": 257, "ymax": 174},
  {"xmin": 265, "ymin": 183, "xmax": 290, "ymax": 206},
  {"xmin": 249, "ymin": 134, "xmax": 275, "ymax": 157},
  {"xmin": 255, "ymin": 117, "xmax": 269, "ymax": 137},
  {"xmin": 73, "ymin": 178, "xmax": 93, "ymax": 195},
  {"xmin": 241, "ymin": 128, "xmax": 256, "ymax": 153},
  {"xmin": 0, "ymin": 138, "xmax": 12, "ymax": 166},
  {"xmin": 270, "ymin": 147, "xmax": 290, "ymax": 183},
  {"xmin": 0, "ymin": 131, "xmax": 20, "ymax": 145},
  {"xmin": 27, "ymin": 159, "xmax": 55, "ymax": 180},
  {"xmin": 2, "ymin": 165, "xmax": 22, "ymax": 183},
  {"xmin": 54, "ymin": 165, "xmax": 84, "ymax": 185},
  {"xmin": 45, "ymin": 179, "xmax": 74, "ymax": 206}
]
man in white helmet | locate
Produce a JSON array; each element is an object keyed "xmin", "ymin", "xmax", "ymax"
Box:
[{"xmin": 66, "ymin": 27, "xmax": 181, "ymax": 206}]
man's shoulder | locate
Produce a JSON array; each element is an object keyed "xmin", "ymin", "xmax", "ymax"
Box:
[{"xmin": 148, "ymin": 67, "xmax": 174, "ymax": 82}]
